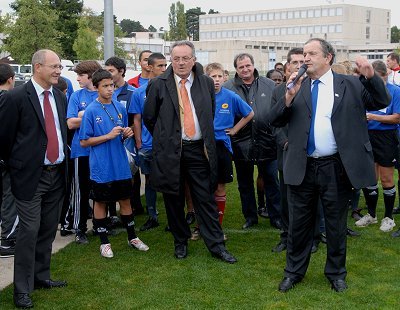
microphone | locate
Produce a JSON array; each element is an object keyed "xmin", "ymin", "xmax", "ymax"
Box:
[{"xmin": 286, "ymin": 64, "xmax": 308, "ymax": 90}]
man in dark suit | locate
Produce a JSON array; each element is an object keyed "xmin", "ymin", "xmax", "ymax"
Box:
[
  {"xmin": 143, "ymin": 41, "xmax": 236, "ymax": 263},
  {"xmin": 269, "ymin": 38, "xmax": 390, "ymax": 292},
  {"xmin": 0, "ymin": 49, "xmax": 68, "ymax": 308}
]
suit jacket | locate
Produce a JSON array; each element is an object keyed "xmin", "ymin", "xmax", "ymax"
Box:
[
  {"xmin": 271, "ymin": 82, "xmax": 288, "ymax": 171},
  {"xmin": 0, "ymin": 80, "xmax": 68, "ymax": 200},
  {"xmin": 143, "ymin": 63, "xmax": 217, "ymax": 194},
  {"xmin": 269, "ymin": 72, "xmax": 390, "ymax": 189}
]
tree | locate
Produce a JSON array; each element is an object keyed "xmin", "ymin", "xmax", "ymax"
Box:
[
  {"xmin": 208, "ymin": 9, "xmax": 219, "ymax": 14},
  {"xmin": 186, "ymin": 7, "xmax": 205, "ymax": 41},
  {"xmin": 391, "ymin": 26, "xmax": 400, "ymax": 43},
  {"xmin": 120, "ymin": 19, "xmax": 146, "ymax": 34},
  {"xmin": 73, "ymin": 16, "xmax": 100, "ymax": 60},
  {"xmin": 168, "ymin": 1, "xmax": 187, "ymax": 41},
  {"xmin": 4, "ymin": 0, "xmax": 61, "ymax": 63},
  {"xmin": 148, "ymin": 25, "xmax": 157, "ymax": 32}
]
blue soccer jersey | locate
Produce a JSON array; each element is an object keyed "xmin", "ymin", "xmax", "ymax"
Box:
[
  {"xmin": 368, "ymin": 83, "xmax": 400, "ymax": 131},
  {"xmin": 79, "ymin": 99, "xmax": 132, "ymax": 183},
  {"xmin": 128, "ymin": 85, "xmax": 153, "ymax": 150},
  {"xmin": 214, "ymin": 87, "xmax": 253, "ymax": 153},
  {"xmin": 67, "ymin": 88, "xmax": 98, "ymax": 158}
]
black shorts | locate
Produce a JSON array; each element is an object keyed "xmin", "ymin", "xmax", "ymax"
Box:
[
  {"xmin": 216, "ymin": 141, "xmax": 234, "ymax": 184},
  {"xmin": 90, "ymin": 178, "xmax": 132, "ymax": 202},
  {"xmin": 369, "ymin": 130, "xmax": 399, "ymax": 167}
]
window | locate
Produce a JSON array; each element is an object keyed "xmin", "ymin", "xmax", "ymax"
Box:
[
  {"xmin": 366, "ymin": 26, "xmax": 370, "ymax": 39},
  {"xmin": 315, "ymin": 25, "xmax": 321, "ymax": 33},
  {"xmin": 275, "ymin": 12, "xmax": 281, "ymax": 20},
  {"xmin": 200, "ymin": 19, "xmax": 205, "ymax": 25},
  {"xmin": 300, "ymin": 27, "xmax": 307, "ymax": 34},
  {"xmin": 336, "ymin": 7, "xmax": 343, "ymax": 16},
  {"xmin": 274, "ymin": 28, "xmax": 280, "ymax": 36},
  {"xmin": 336, "ymin": 24, "xmax": 342, "ymax": 33},
  {"xmin": 366, "ymin": 10, "xmax": 371, "ymax": 23},
  {"xmin": 294, "ymin": 11, "xmax": 300, "ymax": 18},
  {"xmin": 211, "ymin": 18, "xmax": 216, "ymax": 24},
  {"xmin": 244, "ymin": 15, "xmax": 250, "ymax": 22},
  {"xmin": 329, "ymin": 25, "xmax": 335, "ymax": 33},
  {"xmin": 294, "ymin": 27, "xmax": 300, "ymax": 34},
  {"xmin": 238, "ymin": 15, "xmax": 244, "ymax": 22},
  {"xmin": 222, "ymin": 16, "xmax": 227, "ymax": 23},
  {"xmin": 227, "ymin": 16, "xmax": 232, "ymax": 23},
  {"xmin": 301, "ymin": 11, "xmax": 307, "ymax": 18},
  {"xmin": 250, "ymin": 29, "xmax": 255, "ymax": 37},
  {"xmin": 233, "ymin": 15, "xmax": 238, "ymax": 22},
  {"xmin": 245, "ymin": 45, "xmax": 252, "ymax": 49},
  {"xmin": 268, "ymin": 12, "xmax": 274, "ymax": 20},
  {"xmin": 250, "ymin": 15, "xmax": 256, "ymax": 22},
  {"xmin": 308, "ymin": 26, "xmax": 314, "ymax": 34},
  {"xmin": 315, "ymin": 9, "xmax": 321, "ymax": 18},
  {"xmin": 288, "ymin": 27, "xmax": 293, "ymax": 35},
  {"xmin": 281, "ymin": 28, "xmax": 287, "ymax": 35},
  {"xmin": 262, "ymin": 29, "xmax": 268, "ymax": 36},
  {"xmin": 329, "ymin": 8, "xmax": 335, "ymax": 16},
  {"xmin": 322, "ymin": 25, "xmax": 328, "ymax": 33},
  {"xmin": 256, "ymin": 14, "xmax": 262, "ymax": 21},
  {"xmin": 322, "ymin": 9, "xmax": 328, "ymax": 17},
  {"xmin": 216, "ymin": 31, "xmax": 221, "ymax": 38},
  {"xmin": 256, "ymin": 29, "xmax": 262, "ymax": 36},
  {"xmin": 308, "ymin": 10, "xmax": 314, "ymax": 18},
  {"xmin": 205, "ymin": 18, "xmax": 210, "ymax": 25},
  {"xmin": 216, "ymin": 17, "xmax": 221, "ymax": 24},
  {"xmin": 239, "ymin": 30, "xmax": 245, "ymax": 37},
  {"xmin": 233, "ymin": 30, "xmax": 238, "ymax": 37},
  {"xmin": 244, "ymin": 30, "xmax": 250, "ymax": 37},
  {"xmin": 268, "ymin": 28, "xmax": 274, "ymax": 35},
  {"xmin": 281, "ymin": 12, "xmax": 287, "ymax": 19},
  {"xmin": 262, "ymin": 13, "xmax": 268, "ymax": 20},
  {"xmin": 211, "ymin": 32, "xmax": 216, "ymax": 39},
  {"xmin": 288, "ymin": 11, "xmax": 293, "ymax": 19}
]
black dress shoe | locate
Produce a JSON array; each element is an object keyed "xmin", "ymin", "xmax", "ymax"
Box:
[
  {"xmin": 391, "ymin": 228, "xmax": 400, "ymax": 238},
  {"xmin": 242, "ymin": 219, "xmax": 257, "ymax": 229},
  {"xmin": 211, "ymin": 249, "xmax": 237, "ymax": 264},
  {"xmin": 346, "ymin": 227, "xmax": 361, "ymax": 237},
  {"xmin": 330, "ymin": 279, "xmax": 348, "ymax": 292},
  {"xmin": 174, "ymin": 243, "xmax": 187, "ymax": 259},
  {"xmin": 34, "ymin": 279, "xmax": 67, "ymax": 289},
  {"xmin": 278, "ymin": 277, "xmax": 300, "ymax": 292},
  {"xmin": 272, "ymin": 241, "xmax": 287, "ymax": 253},
  {"xmin": 258, "ymin": 207, "xmax": 269, "ymax": 218},
  {"xmin": 14, "ymin": 293, "xmax": 33, "ymax": 308}
]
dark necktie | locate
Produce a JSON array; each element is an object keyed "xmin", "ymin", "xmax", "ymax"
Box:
[
  {"xmin": 306, "ymin": 80, "xmax": 321, "ymax": 156},
  {"xmin": 43, "ymin": 90, "xmax": 59, "ymax": 163},
  {"xmin": 180, "ymin": 79, "xmax": 196, "ymax": 138}
]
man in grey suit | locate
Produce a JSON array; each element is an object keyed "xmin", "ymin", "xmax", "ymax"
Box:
[
  {"xmin": 270, "ymin": 38, "xmax": 390, "ymax": 293},
  {"xmin": 0, "ymin": 49, "xmax": 68, "ymax": 308}
]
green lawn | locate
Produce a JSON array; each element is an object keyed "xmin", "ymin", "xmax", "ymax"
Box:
[{"xmin": 1, "ymin": 178, "xmax": 400, "ymax": 309}]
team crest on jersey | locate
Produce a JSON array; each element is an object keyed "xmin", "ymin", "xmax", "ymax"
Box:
[
  {"xmin": 95, "ymin": 116, "xmax": 103, "ymax": 123},
  {"xmin": 221, "ymin": 103, "xmax": 229, "ymax": 109},
  {"xmin": 80, "ymin": 102, "xmax": 87, "ymax": 108}
]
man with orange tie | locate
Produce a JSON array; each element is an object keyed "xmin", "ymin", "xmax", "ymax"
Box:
[
  {"xmin": 0, "ymin": 49, "xmax": 68, "ymax": 308},
  {"xmin": 143, "ymin": 41, "xmax": 236, "ymax": 263}
]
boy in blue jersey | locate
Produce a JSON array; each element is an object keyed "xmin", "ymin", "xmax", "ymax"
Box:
[
  {"xmin": 355, "ymin": 60, "xmax": 400, "ymax": 233},
  {"xmin": 65, "ymin": 60, "xmax": 101, "ymax": 244},
  {"xmin": 80, "ymin": 69, "xmax": 149, "ymax": 258},
  {"xmin": 129, "ymin": 53, "xmax": 167, "ymax": 231},
  {"xmin": 203, "ymin": 62, "xmax": 254, "ymax": 234}
]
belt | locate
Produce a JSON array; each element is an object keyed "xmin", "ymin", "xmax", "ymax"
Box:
[
  {"xmin": 307, "ymin": 153, "xmax": 339, "ymax": 161},
  {"xmin": 182, "ymin": 139, "xmax": 203, "ymax": 146},
  {"xmin": 43, "ymin": 164, "xmax": 62, "ymax": 171}
]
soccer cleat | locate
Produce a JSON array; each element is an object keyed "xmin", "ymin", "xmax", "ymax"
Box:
[
  {"xmin": 100, "ymin": 243, "xmax": 114, "ymax": 258},
  {"xmin": 355, "ymin": 213, "xmax": 378, "ymax": 227},
  {"xmin": 190, "ymin": 227, "xmax": 201, "ymax": 241},
  {"xmin": 379, "ymin": 217, "xmax": 396, "ymax": 232},
  {"xmin": 128, "ymin": 238, "xmax": 149, "ymax": 251},
  {"xmin": 75, "ymin": 231, "xmax": 89, "ymax": 244}
]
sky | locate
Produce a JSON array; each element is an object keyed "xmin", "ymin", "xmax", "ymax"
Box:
[{"xmin": 0, "ymin": 0, "xmax": 398, "ymax": 29}]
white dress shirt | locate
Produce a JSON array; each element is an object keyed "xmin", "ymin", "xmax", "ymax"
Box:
[
  {"xmin": 175, "ymin": 73, "xmax": 202, "ymax": 141},
  {"xmin": 31, "ymin": 77, "xmax": 65, "ymax": 164},
  {"xmin": 310, "ymin": 69, "xmax": 337, "ymax": 157}
]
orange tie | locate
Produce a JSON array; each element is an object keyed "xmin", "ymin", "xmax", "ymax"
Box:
[{"xmin": 180, "ymin": 79, "xmax": 196, "ymax": 138}]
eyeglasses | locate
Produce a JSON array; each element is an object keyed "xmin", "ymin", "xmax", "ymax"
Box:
[
  {"xmin": 290, "ymin": 61, "xmax": 304, "ymax": 66},
  {"xmin": 172, "ymin": 56, "xmax": 193, "ymax": 63},
  {"xmin": 39, "ymin": 64, "xmax": 64, "ymax": 70}
]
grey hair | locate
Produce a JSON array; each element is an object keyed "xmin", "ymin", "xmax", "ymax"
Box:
[
  {"xmin": 170, "ymin": 40, "xmax": 195, "ymax": 57},
  {"xmin": 304, "ymin": 38, "xmax": 335, "ymax": 65},
  {"xmin": 233, "ymin": 53, "xmax": 254, "ymax": 68},
  {"xmin": 31, "ymin": 49, "xmax": 58, "ymax": 73}
]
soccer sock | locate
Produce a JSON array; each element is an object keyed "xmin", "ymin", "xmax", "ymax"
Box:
[
  {"xmin": 383, "ymin": 186, "xmax": 396, "ymax": 219},
  {"xmin": 93, "ymin": 218, "xmax": 110, "ymax": 244},
  {"xmin": 362, "ymin": 185, "xmax": 379, "ymax": 218},
  {"xmin": 120, "ymin": 214, "xmax": 137, "ymax": 241},
  {"xmin": 215, "ymin": 194, "xmax": 226, "ymax": 225}
]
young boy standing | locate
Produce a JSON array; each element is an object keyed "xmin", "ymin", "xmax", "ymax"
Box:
[
  {"xmin": 195, "ymin": 63, "xmax": 254, "ymax": 237},
  {"xmin": 80, "ymin": 69, "xmax": 148, "ymax": 258}
]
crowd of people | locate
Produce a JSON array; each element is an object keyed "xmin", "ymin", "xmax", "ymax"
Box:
[{"xmin": 0, "ymin": 39, "xmax": 399, "ymax": 307}]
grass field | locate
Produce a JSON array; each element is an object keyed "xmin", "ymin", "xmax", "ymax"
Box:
[{"xmin": 1, "ymin": 177, "xmax": 400, "ymax": 309}]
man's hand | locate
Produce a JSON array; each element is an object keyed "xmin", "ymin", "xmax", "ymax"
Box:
[
  {"xmin": 285, "ymin": 72, "xmax": 304, "ymax": 106},
  {"xmin": 355, "ymin": 56, "xmax": 375, "ymax": 79},
  {"xmin": 122, "ymin": 127, "xmax": 134, "ymax": 139}
]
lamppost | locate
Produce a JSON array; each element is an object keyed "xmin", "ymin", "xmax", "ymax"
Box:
[{"xmin": 104, "ymin": 0, "xmax": 114, "ymax": 61}]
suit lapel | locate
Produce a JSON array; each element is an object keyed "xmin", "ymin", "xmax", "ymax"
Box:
[
  {"xmin": 190, "ymin": 75, "xmax": 204, "ymax": 120},
  {"xmin": 27, "ymin": 80, "xmax": 46, "ymax": 132},
  {"xmin": 332, "ymin": 73, "xmax": 345, "ymax": 116},
  {"xmin": 165, "ymin": 74, "xmax": 180, "ymax": 117},
  {"xmin": 300, "ymin": 77, "xmax": 312, "ymax": 112}
]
